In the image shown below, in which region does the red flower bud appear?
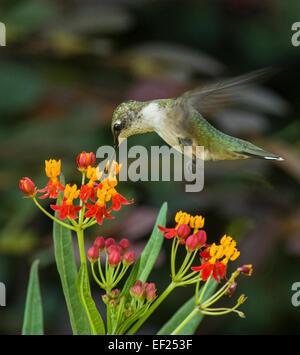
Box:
[176,224,191,240]
[119,238,130,251]
[19,177,37,198]
[107,245,123,255]
[105,238,116,249]
[225,282,237,297]
[185,234,201,252]
[134,280,143,287]
[146,289,157,302]
[94,236,105,250]
[77,151,96,172]
[110,289,120,298]
[102,294,109,304]
[123,251,136,265]
[238,264,253,276]
[195,230,207,246]
[108,251,121,267]
[145,282,156,292]
[87,245,99,261]
[130,285,144,299]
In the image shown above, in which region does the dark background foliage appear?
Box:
[0,0,300,334]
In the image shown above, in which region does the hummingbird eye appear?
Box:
[113,122,122,132]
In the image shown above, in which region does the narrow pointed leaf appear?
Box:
[52,174,90,334]
[157,278,218,335]
[136,202,167,282]
[77,264,105,335]
[22,260,44,335]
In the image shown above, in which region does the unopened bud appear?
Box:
[105,238,116,249]
[77,151,96,172]
[94,236,105,250]
[146,289,157,302]
[102,294,110,304]
[19,177,37,198]
[238,264,253,276]
[87,246,99,262]
[123,251,136,265]
[130,285,144,299]
[119,238,130,251]
[185,234,200,252]
[110,289,120,298]
[195,230,207,246]
[107,244,123,255]
[225,282,237,297]
[108,251,121,267]
[176,224,191,240]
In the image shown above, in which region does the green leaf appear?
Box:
[52,174,90,335]
[157,278,218,335]
[77,264,105,335]
[120,257,141,298]
[22,260,44,335]
[136,202,167,282]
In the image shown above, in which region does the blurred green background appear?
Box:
[1,0,300,335]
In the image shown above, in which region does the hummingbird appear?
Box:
[111,69,283,162]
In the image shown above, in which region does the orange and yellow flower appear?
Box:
[158,211,205,241]
[38,159,65,199]
[84,161,133,224]
[192,235,240,283]
[51,184,82,219]
[84,187,114,225]
[80,166,102,202]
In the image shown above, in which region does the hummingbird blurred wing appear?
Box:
[181,68,274,116]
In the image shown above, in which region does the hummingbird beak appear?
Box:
[113,133,119,150]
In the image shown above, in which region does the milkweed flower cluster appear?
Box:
[158,210,253,326]
[19,152,133,230]
[87,236,136,292]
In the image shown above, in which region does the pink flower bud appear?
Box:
[94,236,105,250]
[105,238,115,249]
[146,289,157,302]
[185,234,200,252]
[119,238,130,251]
[108,251,121,267]
[130,285,144,299]
[123,251,136,265]
[110,289,120,298]
[134,280,143,287]
[195,230,207,245]
[176,224,191,240]
[107,245,123,255]
[102,294,109,304]
[146,283,156,292]
[87,245,99,261]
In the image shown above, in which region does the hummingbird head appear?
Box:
[111,100,152,149]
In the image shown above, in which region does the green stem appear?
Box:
[175,252,192,280]
[91,262,104,288]
[127,282,176,335]
[79,173,86,227]
[76,229,86,266]
[171,308,199,335]
[198,274,212,305]
[98,257,106,285]
[33,197,77,231]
